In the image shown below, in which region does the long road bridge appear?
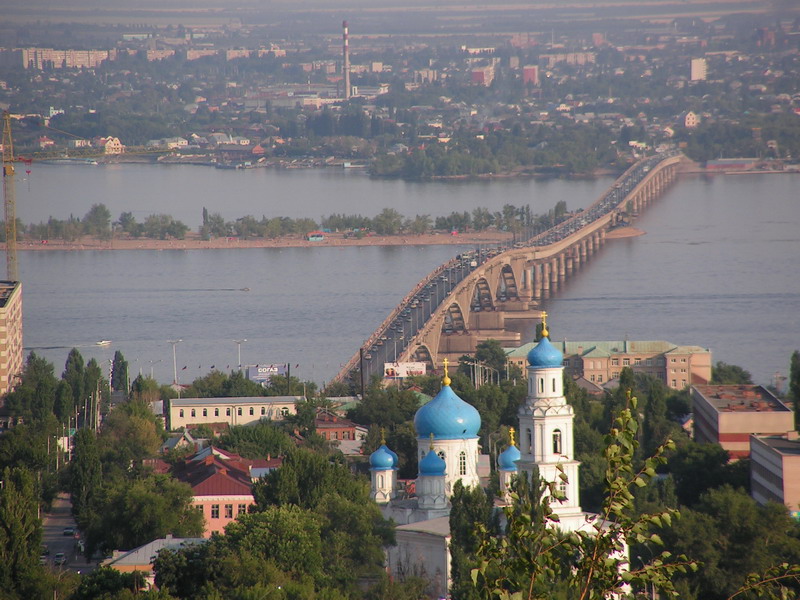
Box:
[335,151,685,387]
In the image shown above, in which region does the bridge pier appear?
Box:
[566,254,574,274]
[550,258,559,291]
[558,253,566,281]
[542,262,550,297]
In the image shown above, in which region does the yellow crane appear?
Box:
[1,111,17,282]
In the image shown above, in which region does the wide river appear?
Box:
[16,164,800,389]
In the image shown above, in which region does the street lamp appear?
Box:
[148,359,162,379]
[169,339,182,384]
[233,339,247,369]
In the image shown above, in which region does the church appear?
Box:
[369,314,601,598]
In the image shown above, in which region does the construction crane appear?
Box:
[1,111,17,282]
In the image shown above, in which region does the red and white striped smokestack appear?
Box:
[343,20,351,100]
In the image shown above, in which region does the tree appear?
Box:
[111,350,129,393]
[471,395,698,600]
[790,350,800,429]
[4,352,59,422]
[450,481,497,600]
[664,486,800,600]
[83,203,112,239]
[668,441,749,507]
[711,362,753,385]
[71,567,144,600]
[0,467,42,598]
[70,428,102,521]
[63,348,86,419]
[83,474,203,556]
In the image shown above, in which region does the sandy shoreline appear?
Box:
[14,230,515,252]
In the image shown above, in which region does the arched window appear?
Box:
[552,377,557,392]
[281,407,289,417]
[552,429,562,455]
[539,378,544,393]
[261,407,266,415]
[214,408,219,417]
[527,429,533,453]
[558,479,567,499]
[459,451,467,476]
[237,407,242,416]
[378,474,384,487]
[191,409,196,418]
[179,409,184,418]
[249,407,254,416]
[202,408,207,417]
[226,408,231,416]
[438,451,446,460]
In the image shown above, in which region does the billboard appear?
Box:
[247,364,287,385]
[384,362,427,378]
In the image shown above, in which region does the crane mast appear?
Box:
[2,112,17,281]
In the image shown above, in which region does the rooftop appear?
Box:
[103,535,207,569]
[754,434,800,457]
[171,396,302,407]
[693,385,791,414]
[0,281,20,309]
[506,339,709,359]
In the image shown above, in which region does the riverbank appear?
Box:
[15,230,514,251]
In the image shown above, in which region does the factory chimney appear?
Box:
[343,20,351,100]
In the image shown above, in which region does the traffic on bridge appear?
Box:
[337,151,683,388]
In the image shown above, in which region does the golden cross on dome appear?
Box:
[442,358,451,386]
[429,432,436,450]
[541,310,549,338]
[380,427,386,445]
[509,427,516,447]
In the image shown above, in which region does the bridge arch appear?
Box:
[443,301,468,333]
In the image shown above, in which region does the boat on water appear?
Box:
[96,340,112,346]
[40,158,99,166]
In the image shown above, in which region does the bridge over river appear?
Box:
[335,151,686,387]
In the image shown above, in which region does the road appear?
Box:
[41,492,97,574]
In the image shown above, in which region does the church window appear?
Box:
[623,358,630,366]
[552,378,557,392]
[378,475,384,487]
[438,451,446,460]
[211,504,219,519]
[459,451,467,476]
[261,407,266,415]
[527,429,532,453]
[553,429,562,454]
[226,408,231,416]
[559,480,567,498]
[539,378,544,394]
[237,407,242,416]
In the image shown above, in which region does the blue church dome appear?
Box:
[414,383,481,440]
[527,336,563,369]
[419,449,446,476]
[369,444,396,471]
[498,444,521,472]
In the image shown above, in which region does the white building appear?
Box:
[167,396,301,430]
[690,58,707,81]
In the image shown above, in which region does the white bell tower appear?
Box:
[517,312,582,518]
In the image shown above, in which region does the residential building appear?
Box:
[692,385,793,459]
[750,432,800,515]
[522,65,539,86]
[103,535,207,586]
[171,446,282,536]
[506,339,711,391]
[167,396,301,430]
[690,57,708,81]
[94,136,125,154]
[0,281,23,395]
[314,408,367,455]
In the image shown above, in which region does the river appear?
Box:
[15,164,800,388]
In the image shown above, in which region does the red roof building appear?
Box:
[171,447,282,536]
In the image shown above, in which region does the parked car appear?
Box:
[53,552,66,566]
[63,527,74,536]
